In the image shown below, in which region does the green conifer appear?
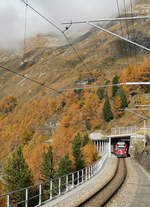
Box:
[112,75,119,97]
[103,97,113,122]
[72,133,84,170]
[96,88,104,100]
[40,146,55,181]
[2,146,33,205]
[82,133,89,146]
[3,146,33,192]
[57,153,72,177]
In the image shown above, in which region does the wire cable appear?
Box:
[2,1,148,96]
[129,0,138,65]
[86,22,150,52]
[116,0,129,66]
[59,81,150,92]
[123,0,132,64]
[22,0,93,78]
[0,64,59,94]
[62,16,150,25]
[23,1,28,61]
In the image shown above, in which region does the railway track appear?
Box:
[79,158,127,207]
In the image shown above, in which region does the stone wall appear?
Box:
[129,135,145,158]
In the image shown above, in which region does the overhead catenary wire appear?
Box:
[129,0,138,64]
[1,62,150,95]
[121,108,150,111]
[86,22,150,52]
[62,15,150,25]
[23,0,28,61]
[2,1,149,96]
[58,81,150,92]
[123,0,132,64]
[22,0,93,78]
[116,0,129,66]
[136,105,150,107]
[0,64,59,94]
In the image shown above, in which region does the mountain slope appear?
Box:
[0,0,150,102]
[0,0,150,191]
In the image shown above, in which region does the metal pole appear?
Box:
[66,175,69,192]
[85,168,87,181]
[7,195,10,207]
[50,180,53,200]
[88,167,90,179]
[91,165,93,175]
[87,22,150,52]
[109,137,111,157]
[39,184,42,206]
[72,173,74,188]
[82,169,84,183]
[144,120,146,148]
[62,15,150,25]
[77,171,80,185]
[59,177,61,196]
[25,188,28,207]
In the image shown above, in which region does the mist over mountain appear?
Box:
[0,0,132,50]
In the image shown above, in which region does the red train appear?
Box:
[114,142,127,158]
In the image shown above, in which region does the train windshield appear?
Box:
[118,146,125,150]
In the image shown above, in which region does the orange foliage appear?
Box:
[82,140,98,166]
[120,56,150,94]
[0,96,57,161]
[0,181,6,206]
[107,86,112,99]
[140,95,149,105]
[120,65,140,95]
[0,96,17,113]
[23,133,50,183]
[113,96,123,118]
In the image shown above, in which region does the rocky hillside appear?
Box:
[0,0,150,102]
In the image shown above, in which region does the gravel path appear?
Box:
[106,158,150,207]
[129,161,150,207]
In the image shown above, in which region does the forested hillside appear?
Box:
[0,0,150,199]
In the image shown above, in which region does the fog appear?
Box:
[0,0,133,50]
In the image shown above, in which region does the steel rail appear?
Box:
[79,158,127,207]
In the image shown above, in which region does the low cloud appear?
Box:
[0,0,132,50]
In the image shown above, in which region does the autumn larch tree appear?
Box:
[113,96,123,118]
[40,146,55,181]
[116,87,128,108]
[0,96,17,113]
[72,133,84,170]
[103,97,113,122]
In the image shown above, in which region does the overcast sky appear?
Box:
[0,0,132,50]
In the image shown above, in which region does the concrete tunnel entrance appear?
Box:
[110,136,131,156]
